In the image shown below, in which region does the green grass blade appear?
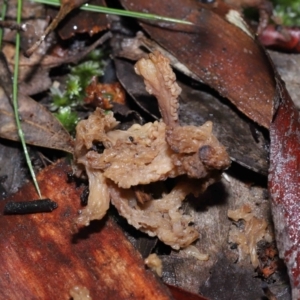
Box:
[32,0,193,25]
[0,0,8,49]
[14,0,42,198]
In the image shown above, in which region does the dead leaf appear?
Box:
[167,284,208,300]
[0,160,173,299]
[3,32,112,70]
[268,50,300,110]
[3,0,45,20]
[0,87,74,153]
[0,140,28,199]
[25,0,88,56]
[18,67,52,96]
[268,78,300,298]
[119,0,276,128]
[0,52,13,101]
[259,25,300,53]
[53,0,108,40]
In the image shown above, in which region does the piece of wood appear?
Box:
[0,160,173,299]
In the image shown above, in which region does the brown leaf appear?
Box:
[2,32,112,71]
[0,160,173,299]
[0,88,74,153]
[167,284,209,300]
[0,140,27,199]
[0,52,13,101]
[55,0,108,40]
[268,78,300,298]
[25,0,88,56]
[268,50,300,110]
[119,0,276,128]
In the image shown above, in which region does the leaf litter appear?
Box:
[0,0,300,299]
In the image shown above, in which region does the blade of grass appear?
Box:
[0,0,8,49]
[14,0,42,198]
[32,0,193,25]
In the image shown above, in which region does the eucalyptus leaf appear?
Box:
[0,88,74,153]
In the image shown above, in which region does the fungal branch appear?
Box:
[134,51,181,128]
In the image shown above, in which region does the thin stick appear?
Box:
[32,0,193,25]
[0,20,27,31]
[14,0,42,198]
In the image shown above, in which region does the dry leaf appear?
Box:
[269,78,300,299]
[0,87,74,153]
[53,0,108,39]
[25,0,88,56]
[120,0,276,128]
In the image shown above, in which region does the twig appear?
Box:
[0,20,27,31]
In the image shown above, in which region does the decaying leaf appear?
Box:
[269,78,300,299]
[259,25,300,53]
[268,50,300,110]
[160,171,289,299]
[167,284,209,300]
[120,0,276,128]
[2,0,45,20]
[25,0,88,56]
[3,30,112,72]
[54,0,108,39]
[0,140,28,199]
[0,52,13,101]
[0,87,74,153]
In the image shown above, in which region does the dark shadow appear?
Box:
[188,180,229,212]
[71,215,108,244]
[109,206,161,257]
[226,161,268,187]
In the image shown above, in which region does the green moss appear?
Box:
[71,61,103,89]
[272,0,300,26]
[54,106,79,134]
[50,49,106,133]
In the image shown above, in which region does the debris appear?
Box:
[145,253,163,277]
[4,199,58,214]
